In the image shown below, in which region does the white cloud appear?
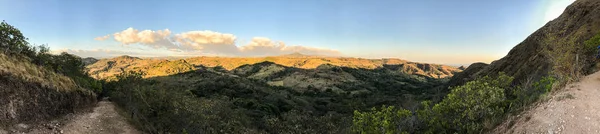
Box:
[112,27,177,50]
[174,30,239,54]
[96,28,342,57]
[239,37,341,56]
[176,30,236,46]
[94,34,110,41]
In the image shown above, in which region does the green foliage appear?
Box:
[266,110,351,133]
[352,105,411,134]
[108,71,257,133]
[543,32,600,85]
[418,73,512,133]
[584,32,600,55]
[0,21,101,93]
[104,65,451,133]
[0,20,30,56]
[508,76,556,112]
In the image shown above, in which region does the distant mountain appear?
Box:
[86,54,461,80]
[82,57,99,66]
[86,56,195,79]
[185,54,460,77]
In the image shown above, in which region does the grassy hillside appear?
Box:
[0,54,77,91]
[0,21,98,131]
[451,0,600,87]
[0,54,98,128]
[87,54,461,80]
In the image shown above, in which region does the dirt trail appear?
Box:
[23,100,140,134]
[494,71,600,134]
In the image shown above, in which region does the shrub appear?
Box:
[352,105,412,134]
[417,73,512,133]
[0,21,101,93]
[108,71,256,133]
[508,76,556,112]
[584,32,600,55]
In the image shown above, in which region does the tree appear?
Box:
[0,20,40,57]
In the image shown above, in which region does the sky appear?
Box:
[0,0,575,65]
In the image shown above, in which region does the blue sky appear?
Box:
[0,0,574,65]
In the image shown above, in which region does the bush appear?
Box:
[508,76,556,112]
[417,73,512,133]
[0,21,102,94]
[584,32,600,55]
[107,71,257,133]
[352,105,412,134]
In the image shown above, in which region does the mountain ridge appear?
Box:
[87,54,461,80]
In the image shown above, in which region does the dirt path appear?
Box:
[494,71,600,134]
[24,100,141,134]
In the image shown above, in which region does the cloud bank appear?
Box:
[97,27,341,56]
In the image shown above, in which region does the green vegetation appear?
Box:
[102,64,449,133]
[0,21,98,129]
[543,32,600,86]
[584,32,600,55]
[418,73,512,133]
[1,20,573,133]
[0,20,101,93]
[352,105,411,134]
[352,73,556,133]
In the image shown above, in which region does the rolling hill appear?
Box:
[86,53,462,80]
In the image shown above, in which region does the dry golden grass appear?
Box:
[0,53,79,92]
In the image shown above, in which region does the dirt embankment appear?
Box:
[0,72,96,133]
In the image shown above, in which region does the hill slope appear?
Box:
[450,0,600,86]
[0,53,96,132]
[87,54,461,80]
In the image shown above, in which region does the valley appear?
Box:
[2,0,600,133]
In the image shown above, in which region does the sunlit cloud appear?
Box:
[93,34,110,41]
[174,30,239,54]
[112,27,178,50]
[96,28,342,57]
[239,37,341,56]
